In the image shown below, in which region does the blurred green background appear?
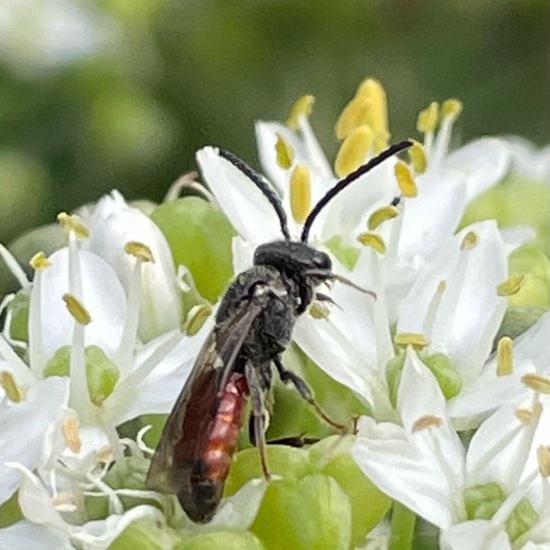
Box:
[0,0,548,246]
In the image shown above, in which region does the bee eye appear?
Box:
[313,253,331,270]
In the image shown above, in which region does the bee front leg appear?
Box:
[273,356,349,433]
[244,362,271,481]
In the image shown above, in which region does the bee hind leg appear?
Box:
[273,355,349,433]
[244,362,271,481]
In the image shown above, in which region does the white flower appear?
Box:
[352,346,548,547]
[81,190,181,342]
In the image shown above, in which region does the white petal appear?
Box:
[352,416,461,529]
[444,137,511,202]
[505,136,550,180]
[0,377,68,505]
[440,520,511,550]
[210,479,267,528]
[0,521,71,550]
[40,248,126,359]
[196,146,282,244]
[83,191,181,341]
[396,169,467,262]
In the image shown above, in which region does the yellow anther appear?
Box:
[437,280,447,293]
[515,408,533,424]
[537,445,550,477]
[357,232,386,254]
[335,95,371,141]
[184,304,212,336]
[275,134,294,169]
[289,164,312,224]
[441,98,463,120]
[0,371,26,402]
[367,205,399,231]
[408,140,428,174]
[516,402,543,424]
[334,125,372,177]
[496,337,513,376]
[394,332,429,350]
[412,415,443,432]
[394,160,417,198]
[286,95,315,130]
[124,241,155,263]
[62,294,92,326]
[521,373,550,394]
[57,212,89,239]
[62,416,82,453]
[460,231,478,250]
[416,102,440,134]
[29,251,51,271]
[309,301,331,320]
[356,78,389,138]
[497,274,525,297]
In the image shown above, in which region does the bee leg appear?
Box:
[245,362,271,481]
[273,356,349,433]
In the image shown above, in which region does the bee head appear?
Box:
[253,241,332,282]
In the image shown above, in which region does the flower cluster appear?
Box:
[0,78,549,549]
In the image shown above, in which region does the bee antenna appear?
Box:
[218,148,291,241]
[300,140,413,243]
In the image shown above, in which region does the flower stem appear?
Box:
[389,502,416,550]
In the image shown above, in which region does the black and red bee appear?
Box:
[146,141,412,523]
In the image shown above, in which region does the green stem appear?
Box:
[389,501,416,550]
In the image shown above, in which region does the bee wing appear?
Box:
[146,298,266,494]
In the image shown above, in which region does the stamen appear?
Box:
[394,160,417,197]
[334,95,371,140]
[62,415,82,453]
[460,231,478,250]
[309,302,331,319]
[394,332,429,350]
[521,373,550,394]
[412,415,443,432]
[408,140,427,174]
[57,212,89,239]
[416,102,439,134]
[29,252,51,271]
[62,294,92,326]
[286,94,315,130]
[537,445,550,477]
[334,125,372,177]
[0,371,26,402]
[496,337,514,376]
[356,78,389,138]
[497,274,525,297]
[441,98,463,121]
[357,231,386,254]
[289,164,312,223]
[184,304,213,336]
[124,241,155,263]
[275,133,295,169]
[367,205,399,231]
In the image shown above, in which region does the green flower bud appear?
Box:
[325,235,360,271]
[109,515,180,550]
[151,197,236,303]
[505,497,539,542]
[0,491,22,528]
[464,482,506,520]
[6,290,29,343]
[178,530,265,550]
[251,474,352,550]
[44,345,120,406]
[309,436,392,547]
[508,244,549,309]
[419,352,462,400]
[225,445,311,497]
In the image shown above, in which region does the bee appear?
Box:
[146,141,412,523]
